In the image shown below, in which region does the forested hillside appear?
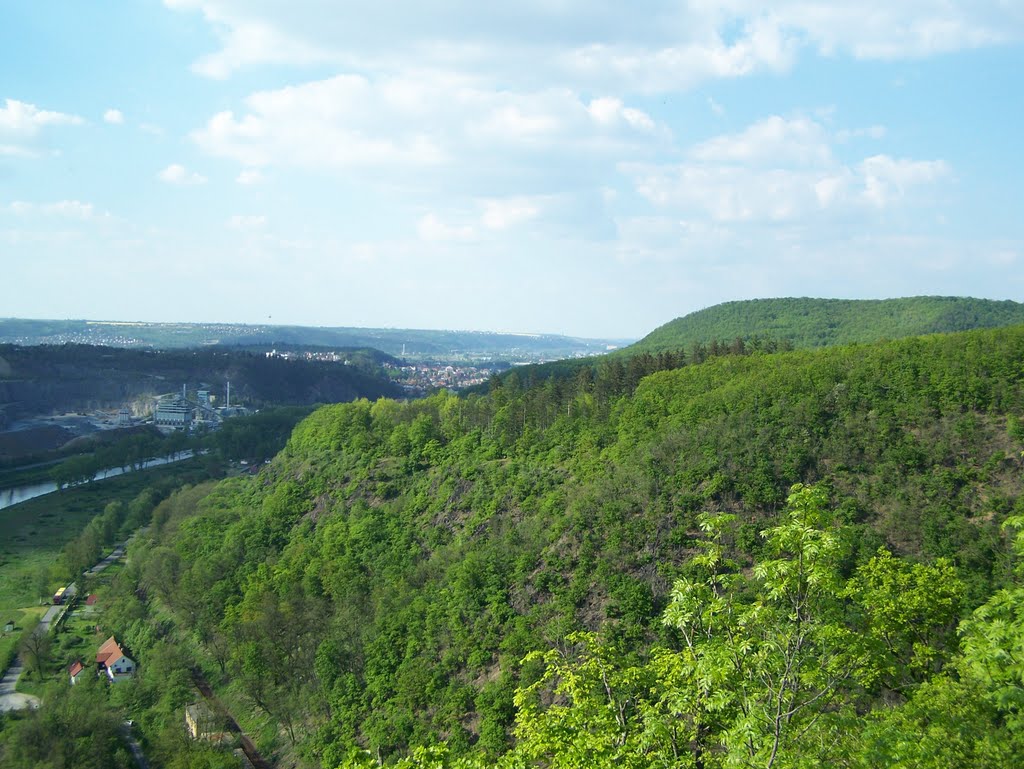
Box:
[628,296,1024,354]
[8,325,1024,768]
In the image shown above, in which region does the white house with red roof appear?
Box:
[95,636,135,681]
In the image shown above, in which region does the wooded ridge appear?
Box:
[4,322,1024,768]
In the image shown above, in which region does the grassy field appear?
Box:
[0,606,45,672]
[0,457,211,614]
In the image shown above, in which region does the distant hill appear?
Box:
[627,296,1024,355]
[0,318,628,361]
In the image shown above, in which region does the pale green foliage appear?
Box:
[847,674,1016,769]
[510,632,654,769]
[958,515,1024,731]
[846,548,963,689]
[509,484,875,769]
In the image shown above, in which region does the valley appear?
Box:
[2,299,1024,768]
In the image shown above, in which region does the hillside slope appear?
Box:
[107,323,1024,766]
[628,296,1024,354]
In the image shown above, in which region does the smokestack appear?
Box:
[226,380,231,409]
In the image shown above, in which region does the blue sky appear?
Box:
[2,1,1023,339]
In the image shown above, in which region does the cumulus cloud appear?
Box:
[626,115,949,224]
[164,0,335,79]
[0,99,83,135]
[157,163,208,185]
[690,116,834,167]
[191,73,663,179]
[480,197,541,230]
[236,168,264,184]
[0,98,83,156]
[417,213,475,242]
[586,97,656,131]
[192,75,447,170]
[164,1,1024,88]
[103,109,124,125]
[859,155,950,207]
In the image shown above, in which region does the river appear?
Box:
[0,451,196,511]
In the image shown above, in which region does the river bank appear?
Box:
[0,451,197,512]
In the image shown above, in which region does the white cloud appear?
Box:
[586,97,656,131]
[164,0,335,79]
[859,154,950,207]
[226,214,267,230]
[191,73,664,183]
[417,213,475,242]
[0,99,83,135]
[103,109,124,125]
[0,99,83,156]
[236,168,264,184]
[192,75,447,170]
[562,14,797,92]
[4,200,107,220]
[157,163,208,185]
[626,114,949,224]
[480,197,541,230]
[690,116,833,167]
[163,2,1024,100]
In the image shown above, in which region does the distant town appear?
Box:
[262,348,602,392]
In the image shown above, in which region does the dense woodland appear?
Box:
[4,323,1024,768]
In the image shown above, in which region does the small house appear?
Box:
[185,701,230,743]
[85,594,98,606]
[69,660,84,685]
[96,636,135,681]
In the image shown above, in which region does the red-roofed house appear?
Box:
[69,660,85,685]
[96,636,135,681]
[85,594,98,606]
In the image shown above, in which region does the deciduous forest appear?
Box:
[4,323,1024,768]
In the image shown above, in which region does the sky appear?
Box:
[2,2,1023,339]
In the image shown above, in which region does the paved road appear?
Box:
[85,544,126,576]
[120,723,150,769]
[0,603,62,712]
[0,659,41,712]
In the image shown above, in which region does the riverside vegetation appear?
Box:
[3,318,1024,768]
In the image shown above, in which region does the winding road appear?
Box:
[0,603,62,712]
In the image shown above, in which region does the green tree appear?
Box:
[657,484,868,768]
[19,630,52,681]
